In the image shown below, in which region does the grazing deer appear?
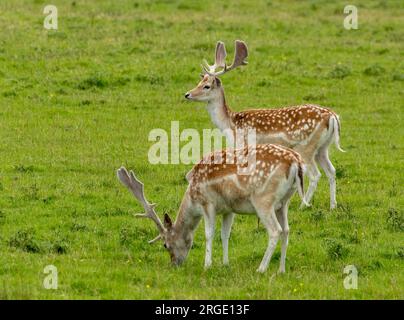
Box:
[117,144,306,273]
[185,40,344,209]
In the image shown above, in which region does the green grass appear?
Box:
[0,0,403,299]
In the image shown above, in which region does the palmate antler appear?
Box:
[202,40,248,77]
[117,167,165,243]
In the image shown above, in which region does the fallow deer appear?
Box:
[117,144,306,273]
[185,40,344,209]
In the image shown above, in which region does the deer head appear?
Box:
[117,167,191,266]
[185,40,248,102]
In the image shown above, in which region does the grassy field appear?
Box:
[0,0,403,299]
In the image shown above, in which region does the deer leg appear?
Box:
[221,212,235,265]
[203,210,216,269]
[316,147,337,209]
[275,203,290,274]
[301,161,321,208]
[255,206,282,273]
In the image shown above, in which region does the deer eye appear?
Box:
[203,85,210,90]
[163,243,167,248]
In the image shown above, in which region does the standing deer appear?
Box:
[117,144,306,273]
[185,40,344,209]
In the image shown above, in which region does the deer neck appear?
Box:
[173,192,201,248]
[206,88,233,132]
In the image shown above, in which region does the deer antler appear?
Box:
[202,41,227,74]
[202,40,248,76]
[117,167,165,242]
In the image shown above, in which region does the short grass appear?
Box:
[0,0,403,299]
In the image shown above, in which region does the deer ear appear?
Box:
[164,213,173,229]
[215,77,222,87]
